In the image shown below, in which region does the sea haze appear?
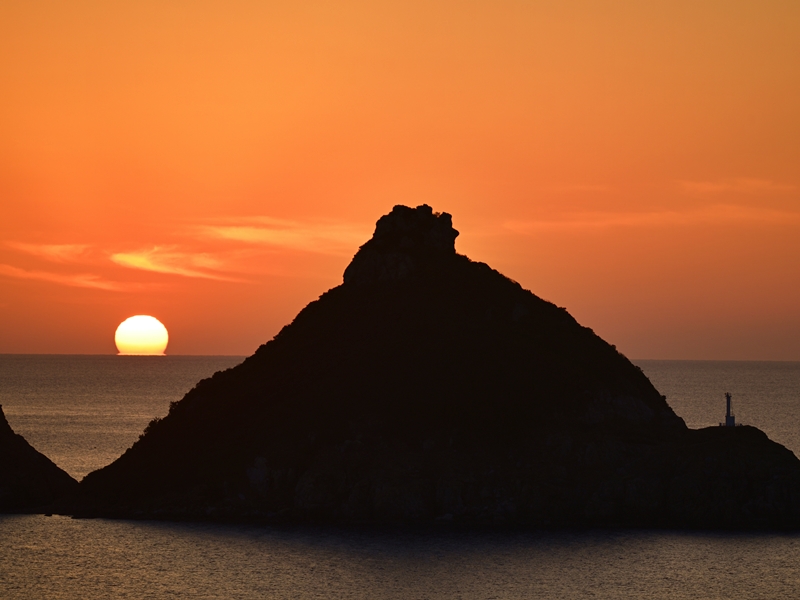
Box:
[1,356,800,599]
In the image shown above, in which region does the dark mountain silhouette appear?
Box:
[0,405,78,511]
[77,205,800,528]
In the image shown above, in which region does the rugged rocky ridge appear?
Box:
[77,205,800,528]
[0,405,78,511]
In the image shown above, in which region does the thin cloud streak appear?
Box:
[196,217,368,255]
[679,178,796,194]
[0,264,124,291]
[542,184,611,193]
[505,204,800,233]
[110,247,244,281]
[6,242,92,262]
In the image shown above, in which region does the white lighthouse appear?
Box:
[723,392,736,427]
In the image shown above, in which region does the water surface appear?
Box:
[0,355,243,479]
[3,515,800,599]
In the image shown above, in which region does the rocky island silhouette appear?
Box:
[0,405,77,512]
[5,205,800,529]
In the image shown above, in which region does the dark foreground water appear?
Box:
[1,356,799,599]
[4,516,800,599]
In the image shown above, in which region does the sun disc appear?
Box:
[115,315,169,355]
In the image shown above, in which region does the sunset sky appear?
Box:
[1,1,798,359]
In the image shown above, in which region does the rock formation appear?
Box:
[0,405,78,512]
[343,204,459,284]
[77,205,800,529]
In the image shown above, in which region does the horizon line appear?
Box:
[0,353,798,363]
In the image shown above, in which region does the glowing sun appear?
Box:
[115,315,169,355]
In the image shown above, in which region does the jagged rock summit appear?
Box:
[0,405,78,512]
[343,204,459,284]
[77,205,800,529]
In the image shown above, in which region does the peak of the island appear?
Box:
[343,204,460,284]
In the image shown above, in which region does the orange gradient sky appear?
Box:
[1,1,799,359]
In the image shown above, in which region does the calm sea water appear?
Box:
[0,355,244,480]
[1,355,799,599]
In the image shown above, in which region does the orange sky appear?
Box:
[1,1,798,359]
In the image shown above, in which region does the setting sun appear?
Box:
[114,316,169,356]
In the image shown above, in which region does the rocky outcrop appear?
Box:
[343,204,459,284]
[0,405,78,512]
[662,427,800,528]
[76,205,800,529]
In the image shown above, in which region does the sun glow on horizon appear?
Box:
[115,316,169,356]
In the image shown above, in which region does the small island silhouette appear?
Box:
[0,404,77,511]
[5,205,800,529]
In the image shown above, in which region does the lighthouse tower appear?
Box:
[724,392,736,427]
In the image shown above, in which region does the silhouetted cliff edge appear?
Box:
[78,205,800,529]
[0,405,78,511]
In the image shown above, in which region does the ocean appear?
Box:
[0,355,244,480]
[1,355,800,599]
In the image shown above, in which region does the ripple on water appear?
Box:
[2,515,800,599]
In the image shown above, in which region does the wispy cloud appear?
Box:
[0,264,124,291]
[6,242,92,262]
[542,184,611,193]
[679,178,796,194]
[110,247,243,281]
[505,204,800,233]
[196,217,368,255]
